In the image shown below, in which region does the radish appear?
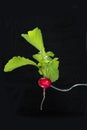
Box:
[4,27,87,112]
[38,77,51,89]
[38,77,51,110]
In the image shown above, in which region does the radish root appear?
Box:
[40,88,46,110]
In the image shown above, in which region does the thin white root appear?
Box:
[40,83,87,110]
[40,88,46,110]
[51,83,87,92]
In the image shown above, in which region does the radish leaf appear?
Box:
[38,58,59,82]
[21,27,45,53]
[4,27,60,83]
[4,56,37,72]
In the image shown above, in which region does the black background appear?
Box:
[0,1,87,130]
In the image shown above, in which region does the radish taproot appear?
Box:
[38,77,51,89]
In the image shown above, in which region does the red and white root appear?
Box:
[38,77,87,110]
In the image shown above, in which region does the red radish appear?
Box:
[38,77,51,89]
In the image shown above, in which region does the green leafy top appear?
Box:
[21,27,45,54]
[4,27,59,82]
